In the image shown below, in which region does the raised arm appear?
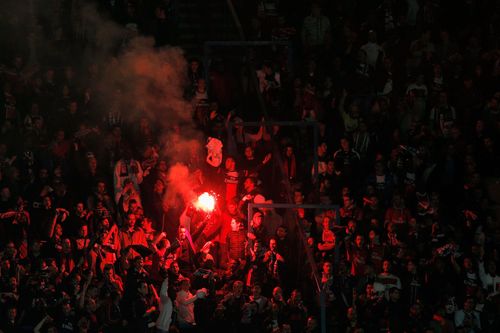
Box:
[176,290,199,306]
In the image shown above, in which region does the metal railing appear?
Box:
[248,202,339,333]
[218,3,328,332]
[224,0,245,41]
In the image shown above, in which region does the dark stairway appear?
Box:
[175,0,241,57]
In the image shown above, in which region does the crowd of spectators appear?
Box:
[1,0,500,333]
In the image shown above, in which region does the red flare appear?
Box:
[194,192,215,212]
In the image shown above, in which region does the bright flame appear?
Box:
[195,192,215,212]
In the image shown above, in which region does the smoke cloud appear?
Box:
[76,3,203,209]
[1,1,207,210]
[165,163,202,208]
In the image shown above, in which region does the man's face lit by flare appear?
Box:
[244,147,254,159]
[179,227,187,240]
[230,219,239,231]
[269,238,277,251]
[125,214,136,230]
[225,157,235,171]
[252,212,262,228]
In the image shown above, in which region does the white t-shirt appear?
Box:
[479,261,500,297]
[156,278,173,331]
[361,42,383,68]
[175,290,196,325]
